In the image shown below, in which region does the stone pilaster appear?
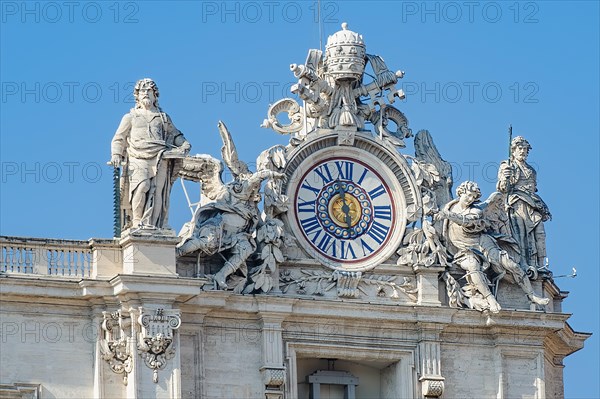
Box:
[418,323,445,398]
[97,305,136,398]
[126,307,141,399]
[99,309,133,387]
[258,301,290,399]
[92,303,108,398]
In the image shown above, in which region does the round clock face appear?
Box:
[289,149,408,271]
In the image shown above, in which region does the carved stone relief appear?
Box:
[136,308,182,383]
[100,310,133,385]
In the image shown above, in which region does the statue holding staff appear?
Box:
[110,78,191,230]
[497,136,551,270]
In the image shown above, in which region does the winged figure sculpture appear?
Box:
[177,121,285,289]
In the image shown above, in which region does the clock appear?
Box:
[284,131,420,271]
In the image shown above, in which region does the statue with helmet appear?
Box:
[497,136,551,272]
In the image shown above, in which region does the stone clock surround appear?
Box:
[283,129,422,272]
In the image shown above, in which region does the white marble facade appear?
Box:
[0,234,589,399]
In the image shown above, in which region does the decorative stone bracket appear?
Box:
[335,270,362,298]
[261,367,286,399]
[421,378,445,398]
[100,310,133,385]
[136,308,181,383]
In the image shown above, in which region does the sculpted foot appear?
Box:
[485,294,501,313]
[213,271,228,290]
[213,262,236,290]
[529,294,550,306]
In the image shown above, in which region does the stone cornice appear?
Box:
[545,321,592,358]
[108,274,204,303]
[0,275,575,330]
[1,274,590,357]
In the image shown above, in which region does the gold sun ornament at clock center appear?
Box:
[329,193,362,227]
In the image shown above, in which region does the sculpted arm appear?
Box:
[174,133,191,151]
[439,207,486,231]
[166,115,191,153]
[247,170,285,187]
[110,113,132,166]
[496,161,514,193]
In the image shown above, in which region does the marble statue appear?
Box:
[176,122,285,289]
[291,23,407,133]
[436,181,549,313]
[497,136,551,270]
[243,145,288,294]
[110,78,191,230]
[263,23,410,146]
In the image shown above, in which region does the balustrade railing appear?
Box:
[1,237,93,277]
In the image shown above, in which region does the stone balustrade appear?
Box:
[0,236,119,278]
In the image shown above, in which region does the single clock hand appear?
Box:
[336,181,352,229]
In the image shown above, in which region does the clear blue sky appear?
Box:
[1,1,598,397]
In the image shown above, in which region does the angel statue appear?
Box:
[413,129,453,210]
[396,130,453,268]
[435,181,549,313]
[176,122,285,289]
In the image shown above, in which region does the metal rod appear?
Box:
[113,166,121,238]
[179,179,196,216]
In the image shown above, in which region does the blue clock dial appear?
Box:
[294,157,395,265]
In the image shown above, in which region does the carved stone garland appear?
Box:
[280,268,418,300]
